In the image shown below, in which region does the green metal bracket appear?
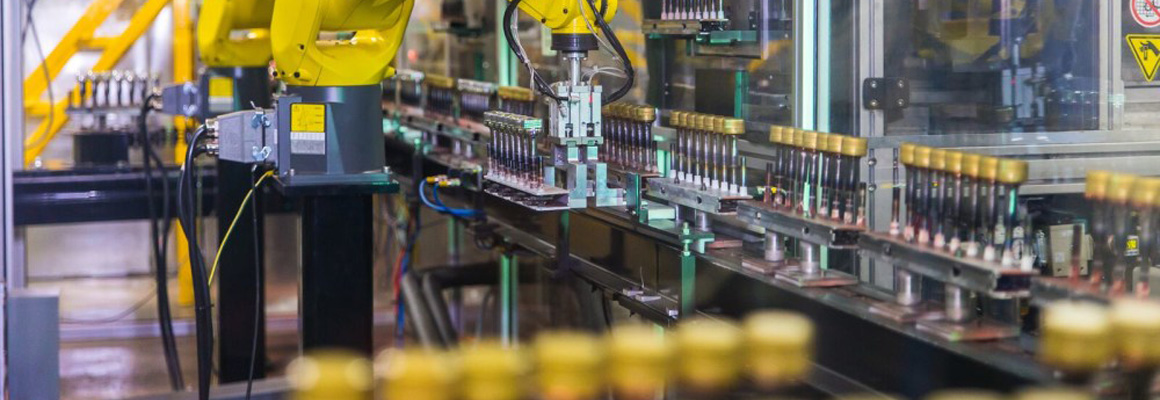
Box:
[500,251,519,346]
[678,223,698,315]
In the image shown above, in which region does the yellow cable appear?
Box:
[208,170,275,286]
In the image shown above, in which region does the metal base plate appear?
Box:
[774,269,858,288]
[484,182,570,211]
[869,301,945,323]
[916,318,1020,342]
[741,257,799,275]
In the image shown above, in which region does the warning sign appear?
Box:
[1132,0,1160,28]
[1127,34,1160,82]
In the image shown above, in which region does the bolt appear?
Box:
[897,99,906,107]
[869,100,879,108]
[870,81,878,89]
[897,80,905,89]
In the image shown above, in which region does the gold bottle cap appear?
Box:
[722,118,745,135]
[930,149,947,171]
[841,136,868,158]
[945,151,964,174]
[676,317,742,393]
[671,111,684,128]
[827,134,845,155]
[997,159,1029,185]
[712,116,725,134]
[461,342,526,400]
[534,331,604,400]
[786,129,800,147]
[1085,170,1111,200]
[1039,301,1113,373]
[498,86,534,102]
[287,350,374,400]
[1013,388,1094,400]
[913,146,932,169]
[635,106,656,123]
[978,156,999,180]
[816,133,831,152]
[1111,298,1160,368]
[695,114,710,131]
[743,311,814,389]
[425,74,456,89]
[769,126,784,144]
[924,390,1005,400]
[377,349,457,400]
[962,153,982,178]
[1132,178,1160,208]
[899,143,916,165]
[799,130,819,150]
[1108,174,1137,204]
[608,324,673,400]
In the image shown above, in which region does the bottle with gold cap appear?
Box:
[1039,300,1114,385]
[896,143,917,238]
[1108,173,1138,291]
[840,136,870,226]
[377,349,458,400]
[912,145,933,245]
[819,133,841,219]
[1137,178,1160,294]
[723,118,746,194]
[288,350,375,400]
[765,126,786,204]
[709,116,725,190]
[607,324,673,400]
[1110,298,1160,400]
[533,331,605,400]
[742,311,815,391]
[640,106,658,173]
[1085,171,1113,285]
[940,151,964,251]
[460,341,527,400]
[670,111,687,182]
[780,128,799,209]
[674,317,743,395]
[995,158,1029,269]
[960,153,983,257]
[928,148,948,247]
[797,130,820,217]
[976,156,999,261]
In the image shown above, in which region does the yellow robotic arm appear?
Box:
[514,0,617,37]
[197,0,275,67]
[270,0,415,87]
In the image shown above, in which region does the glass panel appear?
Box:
[880,0,1103,135]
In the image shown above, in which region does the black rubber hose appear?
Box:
[586,0,634,103]
[139,96,183,391]
[503,0,565,102]
[178,127,214,400]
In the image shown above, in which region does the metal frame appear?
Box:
[1,0,21,392]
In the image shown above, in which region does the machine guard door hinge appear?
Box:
[862,78,910,110]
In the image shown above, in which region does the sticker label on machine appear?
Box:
[1127,34,1160,82]
[290,103,327,155]
[1132,0,1160,28]
[207,77,234,113]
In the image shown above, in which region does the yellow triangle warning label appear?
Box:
[1128,34,1160,82]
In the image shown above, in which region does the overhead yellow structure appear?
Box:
[22,0,170,166]
[197,0,275,67]
[270,0,415,86]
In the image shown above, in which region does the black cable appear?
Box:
[586,0,634,103]
[139,94,183,391]
[245,165,262,400]
[503,0,565,102]
[178,127,214,400]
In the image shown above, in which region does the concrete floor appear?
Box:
[26,206,507,399]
